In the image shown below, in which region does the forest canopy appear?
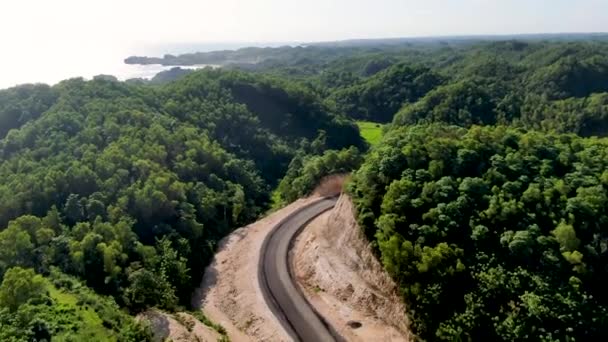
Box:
[0,69,364,339]
[3,37,608,341]
[349,125,608,340]
[221,37,608,341]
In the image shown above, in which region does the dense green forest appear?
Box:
[349,125,608,340]
[246,38,608,340]
[326,40,608,341]
[0,69,363,339]
[3,37,608,340]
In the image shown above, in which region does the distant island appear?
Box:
[125,46,307,67]
[124,46,288,66]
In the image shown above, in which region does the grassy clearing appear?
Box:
[356,121,384,146]
[47,284,112,342]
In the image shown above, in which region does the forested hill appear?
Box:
[139,39,608,134]
[320,40,608,130]
[0,69,364,340]
[125,33,608,67]
[5,36,608,341]
[337,41,608,340]
[190,36,608,341]
[349,125,608,340]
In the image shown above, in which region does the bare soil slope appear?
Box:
[138,310,221,342]
[291,194,413,341]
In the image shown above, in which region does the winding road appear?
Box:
[259,197,339,342]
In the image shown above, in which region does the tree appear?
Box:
[123,268,176,312]
[0,225,34,276]
[552,222,581,252]
[64,194,84,225]
[0,267,46,312]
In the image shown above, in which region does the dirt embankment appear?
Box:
[291,194,414,341]
[138,310,221,342]
[191,197,323,341]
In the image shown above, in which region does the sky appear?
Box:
[1,0,607,88]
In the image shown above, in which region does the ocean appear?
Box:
[0,41,293,90]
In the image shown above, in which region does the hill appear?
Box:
[349,125,608,340]
[0,69,364,340]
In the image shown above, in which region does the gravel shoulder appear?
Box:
[291,194,414,342]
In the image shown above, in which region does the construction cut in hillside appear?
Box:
[292,194,413,341]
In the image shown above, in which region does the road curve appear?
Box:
[259,197,339,342]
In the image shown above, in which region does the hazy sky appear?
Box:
[1,0,607,87]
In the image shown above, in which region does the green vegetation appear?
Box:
[0,268,150,341]
[356,121,384,146]
[213,37,608,341]
[0,69,363,339]
[4,36,608,341]
[0,84,57,138]
[350,125,608,340]
[222,39,608,138]
[275,147,363,204]
[173,313,195,332]
[326,63,442,122]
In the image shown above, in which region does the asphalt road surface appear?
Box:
[259,197,339,342]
